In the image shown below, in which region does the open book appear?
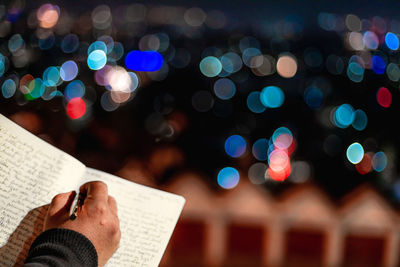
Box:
[0,114,185,266]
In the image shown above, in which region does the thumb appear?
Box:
[47,191,76,218]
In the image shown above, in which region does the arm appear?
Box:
[24,181,121,267]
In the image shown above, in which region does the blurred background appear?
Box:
[1,0,400,266]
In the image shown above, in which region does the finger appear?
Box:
[48,191,76,217]
[80,181,108,203]
[108,196,118,216]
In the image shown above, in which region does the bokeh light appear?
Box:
[199,56,222,77]
[386,63,400,81]
[376,87,392,108]
[220,52,242,74]
[2,79,16,98]
[356,153,372,175]
[347,62,364,82]
[334,104,354,128]
[304,87,323,109]
[247,91,266,113]
[8,34,24,53]
[272,127,293,150]
[38,33,55,50]
[213,78,236,100]
[26,78,45,100]
[385,32,399,50]
[372,151,387,172]
[291,161,311,183]
[43,66,61,87]
[60,60,78,81]
[371,55,386,75]
[88,41,108,55]
[66,97,86,119]
[61,34,79,53]
[37,4,59,28]
[252,138,269,161]
[64,80,85,101]
[352,109,368,131]
[260,86,285,108]
[363,31,379,49]
[217,167,240,189]
[0,60,4,77]
[88,50,107,70]
[276,54,297,78]
[346,142,364,164]
[225,134,246,158]
[107,66,132,93]
[125,50,163,72]
[268,149,290,172]
[248,162,267,185]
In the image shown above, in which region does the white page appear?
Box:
[0,114,86,265]
[83,168,185,267]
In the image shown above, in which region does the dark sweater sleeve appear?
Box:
[23,228,98,267]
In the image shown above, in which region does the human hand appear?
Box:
[43,181,121,267]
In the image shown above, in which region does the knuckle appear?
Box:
[51,193,64,203]
[94,181,108,190]
[94,203,107,214]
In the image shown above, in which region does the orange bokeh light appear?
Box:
[37,4,60,28]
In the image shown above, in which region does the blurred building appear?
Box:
[159,175,400,267]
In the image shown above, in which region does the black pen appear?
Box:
[69,192,84,220]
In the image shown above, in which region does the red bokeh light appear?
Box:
[376,87,392,108]
[356,153,372,175]
[267,160,291,181]
[66,97,86,119]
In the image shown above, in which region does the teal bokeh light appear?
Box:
[260,86,284,108]
[346,142,364,164]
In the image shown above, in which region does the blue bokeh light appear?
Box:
[60,60,78,81]
[352,109,368,131]
[220,52,242,74]
[0,61,4,78]
[304,87,323,109]
[334,104,354,128]
[247,91,266,113]
[214,78,236,100]
[2,79,16,98]
[385,32,399,50]
[88,41,107,55]
[252,138,269,161]
[217,167,240,189]
[125,50,163,72]
[39,34,55,50]
[8,34,24,53]
[371,55,386,75]
[225,135,246,158]
[64,80,85,101]
[199,56,222,77]
[61,34,79,53]
[372,152,387,172]
[242,47,261,67]
[260,86,285,108]
[87,50,107,70]
[346,142,364,164]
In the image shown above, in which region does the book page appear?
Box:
[0,114,85,266]
[83,168,185,267]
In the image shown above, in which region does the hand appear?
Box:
[43,181,121,267]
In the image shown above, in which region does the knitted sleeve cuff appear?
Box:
[25,228,98,267]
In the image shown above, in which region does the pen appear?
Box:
[69,192,84,220]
